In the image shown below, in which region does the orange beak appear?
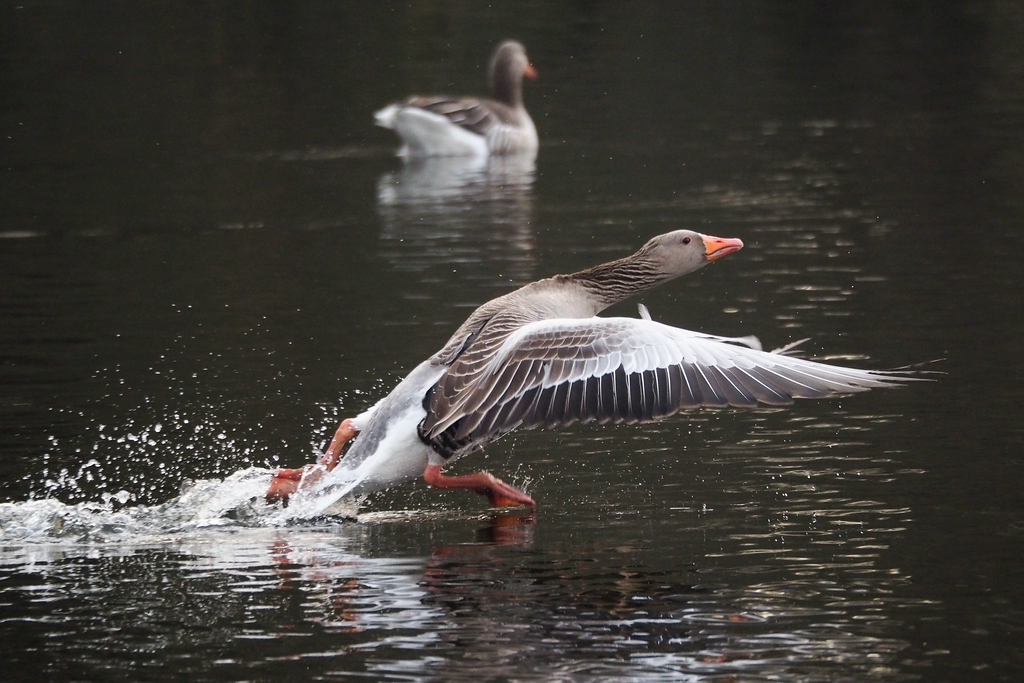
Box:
[700,233,744,261]
[524,63,538,80]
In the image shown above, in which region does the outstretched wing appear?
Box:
[420,317,917,456]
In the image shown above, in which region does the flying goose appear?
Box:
[374,40,538,158]
[267,230,915,508]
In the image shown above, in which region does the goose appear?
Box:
[374,40,538,158]
[267,230,918,509]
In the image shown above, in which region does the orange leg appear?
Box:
[423,464,535,509]
[266,419,359,502]
[318,419,359,470]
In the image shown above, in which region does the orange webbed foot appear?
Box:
[266,418,359,502]
[423,464,536,509]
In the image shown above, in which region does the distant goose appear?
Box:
[374,40,538,158]
[268,231,916,508]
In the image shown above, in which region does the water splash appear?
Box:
[0,467,364,544]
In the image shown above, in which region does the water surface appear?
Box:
[2,2,1023,681]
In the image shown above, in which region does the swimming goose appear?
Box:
[267,230,915,508]
[374,40,538,158]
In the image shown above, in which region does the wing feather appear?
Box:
[406,96,503,136]
[598,372,615,423]
[421,317,919,457]
[627,371,643,422]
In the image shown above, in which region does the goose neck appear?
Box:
[567,254,668,309]
[491,70,522,108]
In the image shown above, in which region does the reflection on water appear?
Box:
[377,155,537,292]
[0,499,925,682]
[0,123,947,681]
[0,400,929,680]
[0,114,943,681]
[5,0,1024,679]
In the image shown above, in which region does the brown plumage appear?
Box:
[414,230,907,460]
[269,229,918,511]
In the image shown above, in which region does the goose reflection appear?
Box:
[4,510,915,681]
[376,155,537,289]
[265,510,535,633]
[254,518,910,681]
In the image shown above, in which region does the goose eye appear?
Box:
[682,236,691,245]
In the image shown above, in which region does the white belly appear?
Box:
[345,403,433,496]
[325,360,447,497]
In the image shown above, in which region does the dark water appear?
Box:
[2,1,1023,681]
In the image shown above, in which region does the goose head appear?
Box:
[489,41,537,106]
[636,230,745,280]
[568,230,744,308]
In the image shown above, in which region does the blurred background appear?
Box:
[1,1,1023,681]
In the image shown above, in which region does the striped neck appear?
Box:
[566,251,669,309]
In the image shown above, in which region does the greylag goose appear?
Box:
[268,231,916,508]
[374,40,538,158]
